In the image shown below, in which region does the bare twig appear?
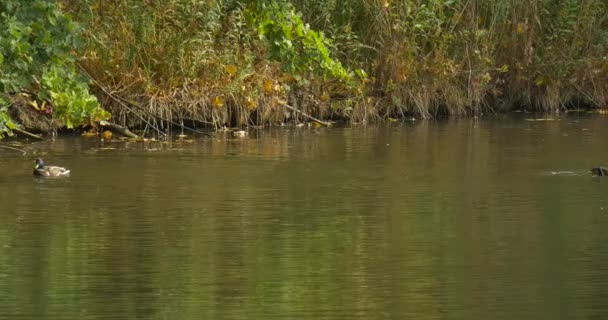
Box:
[13,128,43,140]
[279,102,332,126]
[99,120,140,138]
[80,63,212,135]
[78,64,163,136]
[132,98,211,134]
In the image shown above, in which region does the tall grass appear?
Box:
[295,0,608,117]
[64,0,608,128]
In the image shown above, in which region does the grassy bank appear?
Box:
[66,1,366,130]
[3,0,607,135]
[300,0,608,117]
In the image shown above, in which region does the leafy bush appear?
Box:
[0,0,108,137]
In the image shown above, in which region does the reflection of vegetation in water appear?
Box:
[1,121,608,318]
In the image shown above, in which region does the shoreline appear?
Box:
[7,109,606,142]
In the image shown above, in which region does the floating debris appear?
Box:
[525,118,558,121]
[82,130,97,137]
[233,130,248,138]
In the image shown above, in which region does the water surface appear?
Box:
[1,115,608,319]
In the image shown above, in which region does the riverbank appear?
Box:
[2,1,606,138]
[61,0,607,130]
[3,110,606,147]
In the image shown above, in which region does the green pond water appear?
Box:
[1,115,608,319]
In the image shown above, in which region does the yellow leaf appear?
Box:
[245,97,257,110]
[212,96,225,108]
[321,92,330,101]
[534,76,545,86]
[102,130,113,139]
[516,23,525,34]
[482,72,492,83]
[497,64,509,73]
[224,65,237,76]
[263,79,273,93]
[28,100,40,110]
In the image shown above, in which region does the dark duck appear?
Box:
[590,166,608,176]
[33,158,70,177]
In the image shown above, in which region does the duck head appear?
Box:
[34,158,45,170]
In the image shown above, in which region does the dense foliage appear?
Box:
[1,0,607,134]
[69,0,607,126]
[0,0,108,137]
[67,0,367,128]
[293,0,608,117]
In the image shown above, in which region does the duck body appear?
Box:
[33,158,70,177]
[590,166,608,176]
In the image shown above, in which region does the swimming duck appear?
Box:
[33,158,70,177]
[590,166,608,176]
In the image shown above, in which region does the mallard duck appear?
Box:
[590,166,608,176]
[33,158,70,177]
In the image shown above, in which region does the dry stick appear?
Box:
[77,64,161,136]
[88,69,226,134]
[572,83,600,107]
[99,120,139,138]
[116,93,211,135]
[13,128,43,140]
[81,64,256,134]
[279,103,331,126]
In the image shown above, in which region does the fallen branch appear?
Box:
[77,64,163,136]
[122,95,211,134]
[279,102,331,126]
[99,120,140,138]
[78,63,209,135]
[14,128,43,140]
